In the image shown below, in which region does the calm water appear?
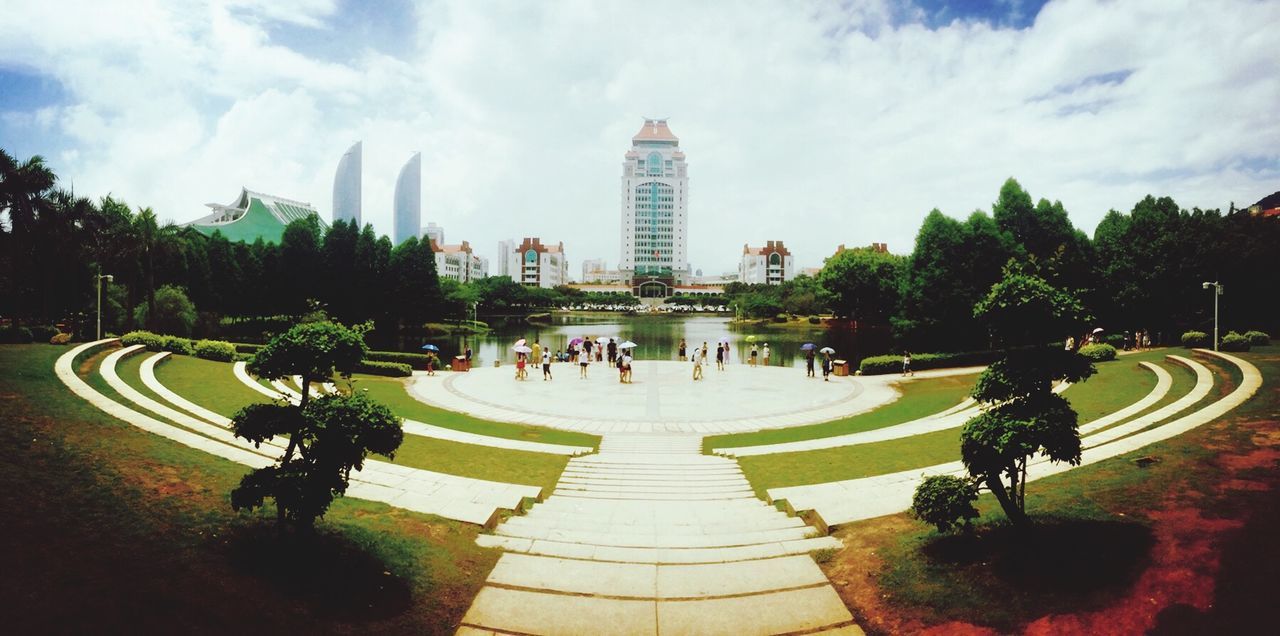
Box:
[408,314,889,370]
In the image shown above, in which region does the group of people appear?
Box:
[1064,329,1153,353]
[803,347,837,381]
[511,336,636,383]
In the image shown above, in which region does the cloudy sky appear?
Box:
[2,0,1277,275]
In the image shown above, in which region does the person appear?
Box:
[515,352,527,381]
[678,338,687,360]
[1143,332,1151,348]
[583,337,594,362]
[692,350,703,381]
[464,344,472,363]
[555,348,564,362]
[716,343,725,370]
[622,350,633,383]
[425,352,437,376]
[541,348,552,380]
[596,343,603,362]
[579,347,590,378]
[902,351,913,377]
[1064,335,1075,351]
[616,349,626,382]
[722,341,730,365]
[822,352,832,382]
[750,343,758,367]
[762,343,771,366]
[806,348,815,378]
[532,340,542,364]
[608,338,617,364]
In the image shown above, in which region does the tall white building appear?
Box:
[393,152,421,245]
[740,241,795,285]
[332,141,362,226]
[505,237,567,288]
[496,239,516,280]
[620,118,688,297]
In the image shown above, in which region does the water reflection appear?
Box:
[404,315,889,370]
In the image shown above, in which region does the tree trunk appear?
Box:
[985,473,1030,527]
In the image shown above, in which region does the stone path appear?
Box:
[767,351,1258,527]
[458,433,862,635]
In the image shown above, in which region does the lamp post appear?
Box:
[96,273,113,340]
[1202,281,1222,351]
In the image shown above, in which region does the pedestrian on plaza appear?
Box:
[822,352,832,381]
[716,343,725,370]
[515,353,527,381]
[762,343,771,366]
[692,350,704,381]
[579,347,590,378]
[902,351,913,377]
[425,352,437,376]
[583,337,594,362]
[750,343,758,367]
[542,348,552,380]
[464,344,472,363]
[596,344,603,362]
[532,339,542,363]
[1064,335,1075,351]
[608,338,617,363]
[806,348,815,378]
[678,338,687,360]
[616,350,625,382]
[700,342,708,366]
[622,351,633,383]
[556,349,564,362]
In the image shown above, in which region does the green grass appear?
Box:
[349,374,600,449]
[151,354,272,416]
[1,343,499,633]
[704,373,978,451]
[739,349,1208,494]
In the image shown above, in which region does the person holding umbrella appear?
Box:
[820,347,835,381]
[802,343,816,377]
[762,343,771,367]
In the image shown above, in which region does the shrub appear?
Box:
[50,332,72,345]
[911,475,979,533]
[354,360,412,377]
[133,285,197,336]
[0,326,34,344]
[808,315,821,324]
[859,349,1002,375]
[160,335,195,356]
[772,313,789,323]
[1244,330,1270,346]
[120,330,163,350]
[1180,330,1210,348]
[364,350,430,366]
[194,339,237,362]
[1078,343,1117,362]
[234,343,264,355]
[1220,331,1251,352]
[29,325,60,341]
[1100,333,1125,348]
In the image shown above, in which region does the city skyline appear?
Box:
[1,1,1277,273]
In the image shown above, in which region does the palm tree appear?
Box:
[0,149,57,236]
[132,206,180,329]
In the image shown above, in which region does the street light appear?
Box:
[96,273,113,340]
[1202,281,1223,351]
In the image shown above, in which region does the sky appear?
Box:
[1,0,1277,276]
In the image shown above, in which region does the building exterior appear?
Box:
[393,152,422,245]
[620,118,689,297]
[332,141,361,227]
[422,222,445,246]
[739,241,794,285]
[506,237,567,288]
[184,187,324,244]
[496,239,516,280]
[430,239,487,283]
[582,258,606,282]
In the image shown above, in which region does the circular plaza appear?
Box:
[409,360,902,434]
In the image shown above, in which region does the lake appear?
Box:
[410,314,890,370]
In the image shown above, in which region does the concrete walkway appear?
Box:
[459,434,862,635]
[767,351,1259,527]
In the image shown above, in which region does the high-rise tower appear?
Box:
[332,141,362,226]
[393,152,421,245]
[620,118,688,297]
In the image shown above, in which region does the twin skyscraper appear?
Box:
[332,141,422,246]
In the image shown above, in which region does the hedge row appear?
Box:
[120,331,239,361]
[859,350,1002,375]
[365,350,430,366]
[354,360,413,377]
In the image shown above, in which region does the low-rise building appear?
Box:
[506,237,568,288]
[431,239,487,283]
[183,187,325,244]
[739,240,794,285]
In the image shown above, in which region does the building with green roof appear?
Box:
[183,188,326,244]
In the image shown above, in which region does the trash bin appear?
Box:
[833,359,849,376]
[493,360,501,368]
[453,355,470,372]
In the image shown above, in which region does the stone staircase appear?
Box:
[459,434,862,635]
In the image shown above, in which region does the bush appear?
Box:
[364,350,430,366]
[50,332,72,345]
[1244,330,1270,346]
[194,339,237,362]
[1220,331,1251,352]
[0,326,34,344]
[29,325,60,341]
[1078,343,1118,362]
[120,330,164,350]
[772,313,789,323]
[234,343,264,355]
[354,360,412,377]
[808,315,821,324]
[134,285,197,336]
[1100,333,1125,348]
[1180,330,1210,348]
[911,475,979,533]
[859,349,1002,375]
[160,335,195,356]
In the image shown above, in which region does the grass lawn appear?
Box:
[350,373,599,449]
[0,344,499,634]
[826,345,1278,633]
[108,351,569,491]
[739,352,1212,494]
[703,373,978,451]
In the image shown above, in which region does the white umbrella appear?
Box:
[819,346,835,354]
[514,338,527,347]
[1091,327,1104,334]
[618,341,638,349]
[513,345,533,353]
[596,336,611,344]
[718,336,730,343]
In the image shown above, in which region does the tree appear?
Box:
[278,216,324,313]
[388,236,442,327]
[133,284,197,336]
[817,248,903,320]
[910,474,980,533]
[952,261,1096,528]
[133,206,180,329]
[231,321,399,534]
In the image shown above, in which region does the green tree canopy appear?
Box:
[817,247,903,321]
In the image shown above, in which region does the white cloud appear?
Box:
[0,0,1277,274]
